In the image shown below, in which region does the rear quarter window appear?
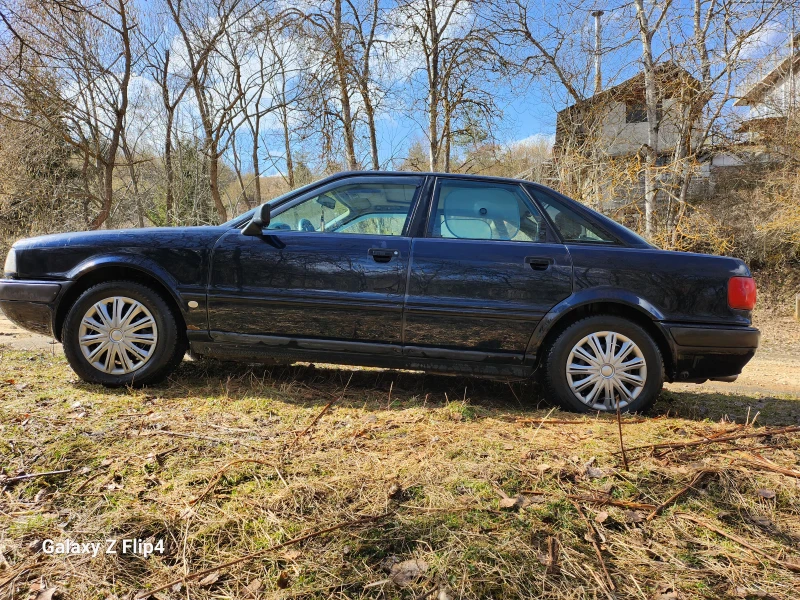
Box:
[528,189,618,244]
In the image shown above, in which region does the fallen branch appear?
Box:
[737,453,800,480]
[137,430,265,450]
[190,459,275,505]
[521,490,657,511]
[292,374,352,446]
[646,469,715,520]
[616,398,629,471]
[571,500,615,591]
[2,469,71,484]
[73,472,104,494]
[515,417,645,426]
[134,512,390,599]
[677,513,800,573]
[654,424,746,458]
[621,425,800,455]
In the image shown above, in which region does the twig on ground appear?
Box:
[521,489,657,511]
[136,430,266,450]
[570,500,615,591]
[73,471,104,494]
[737,453,800,479]
[677,513,800,572]
[646,469,715,520]
[621,425,800,455]
[545,535,560,574]
[134,512,391,598]
[515,417,645,426]
[2,469,71,484]
[616,398,629,471]
[191,459,275,504]
[292,374,352,446]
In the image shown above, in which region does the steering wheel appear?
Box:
[298,218,316,232]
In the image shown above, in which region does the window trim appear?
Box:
[423,177,553,243]
[250,175,424,237]
[523,184,623,247]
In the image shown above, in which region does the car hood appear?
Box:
[10,226,233,282]
[12,226,229,250]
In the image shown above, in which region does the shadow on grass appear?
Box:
[79,356,800,426]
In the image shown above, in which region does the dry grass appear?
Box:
[1,350,799,599]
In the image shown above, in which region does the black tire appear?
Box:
[542,315,663,414]
[62,281,186,387]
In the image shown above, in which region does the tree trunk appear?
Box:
[427,7,440,171]
[334,0,358,170]
[192,78,227,222]
[89,0,132,230]
[362,89,379,170]
[428,86,439,171]
[208,143,226,222]
[634,0,662,238]
[164,108,175,226]
[122,141,144,227]
[252,114,262,206]
[282,104,294,188]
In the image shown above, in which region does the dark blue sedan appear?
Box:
[0,171,759,413]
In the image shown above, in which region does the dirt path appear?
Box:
[2,311,799,397]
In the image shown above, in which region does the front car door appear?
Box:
[404,178,573,365]
[208,175,424,354]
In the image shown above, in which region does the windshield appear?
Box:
[222,180,322,227]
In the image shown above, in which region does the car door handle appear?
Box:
[525,256,553,271]
[368,248,399,263]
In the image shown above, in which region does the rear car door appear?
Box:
[404,178,573,364]
[208,176,423,350]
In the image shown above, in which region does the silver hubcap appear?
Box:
[565,331,647,411]
[78,296,158,375]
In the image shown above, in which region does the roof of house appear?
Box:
[734,35,800,107]
[556,62,703,117]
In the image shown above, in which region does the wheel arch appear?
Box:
[527,292,675,380]
[55,258,187,342]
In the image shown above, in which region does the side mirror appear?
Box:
[242,204,270,236]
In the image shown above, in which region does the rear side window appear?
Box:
[532,191,617,244]
[429,180,546,242]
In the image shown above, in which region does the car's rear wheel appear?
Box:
[543,315,663,413]
[62,281,186,387]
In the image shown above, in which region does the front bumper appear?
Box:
[0,279,63,337]
[663,323,760,383]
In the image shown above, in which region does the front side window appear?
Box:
[429,180,546,242]
[532,191,617,244]
[266,180,420,236]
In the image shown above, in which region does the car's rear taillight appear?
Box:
[728,276,757,310]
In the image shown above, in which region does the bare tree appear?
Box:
[165,0,248,222]
[0,0,137,229]
[346,0,384,170]
[632,0,672,236]
[394,0,499,171]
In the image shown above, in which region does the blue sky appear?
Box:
[122,0,797,176]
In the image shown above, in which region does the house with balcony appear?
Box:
[553,63,708,208]
[554,62,706,159]
[733,33,800,143]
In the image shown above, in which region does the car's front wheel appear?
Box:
[62,281,186,387]
[543,315,663,413]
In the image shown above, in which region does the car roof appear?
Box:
[324,170,532,186]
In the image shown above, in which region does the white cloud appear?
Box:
[507,133,555,149]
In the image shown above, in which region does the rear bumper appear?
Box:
[662,323,760,383]
[0,280,63,337]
